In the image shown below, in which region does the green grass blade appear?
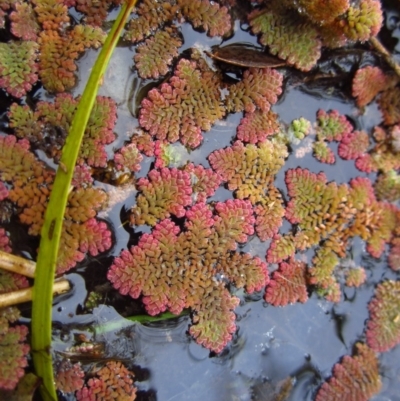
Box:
[31,1,137,399]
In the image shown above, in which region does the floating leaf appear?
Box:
[207,43,286,68]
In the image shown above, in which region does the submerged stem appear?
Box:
[31,1,138,399]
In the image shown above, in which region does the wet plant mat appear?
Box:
[0,0,400,400]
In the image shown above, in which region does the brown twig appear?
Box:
[0,250,36,278]
[0,279,70,309]
[370,36,400,79]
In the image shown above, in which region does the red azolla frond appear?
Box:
[316,109,353,142]
[131,130,155,156]
[225,67,283,113]
[0,0,18,11]
[9,2,40,40]
[10,94,116,166]
[266,234,296,264]
[214,199,255,248]
[0,324,29,390]
[345,267,366,287]
[72,165,93,188]
[32,0,69,30]
[249,8,321,71]
[139,57,225,148]
[308,247,339,288]
[79,97,117,166]
[0,269,29,294]
[352,66,398,107]
[75,0,123,27]
[315,343,381,401]
[365,202,396,258]
[55,360,84,394]
[313,140,335,164]
[66,188,107,223]
[374,170,400,202]
[183,163,222,203]
[288,117,312,143]
[0,135,50,184]
[254,186,285,241]
[378,86,400,126]
[298,0,349,24]
[373,125,387,142]
[0,41,38,98]
[78,218,112,256]
[0,306,21,330]
[0,228,11,253]
[96,361,136,399]
[184,201,214,237]
[131,167,192,225]
[209,140,288,203]
[38,25,105,92]
[365,280,400,352]
[153,141,175,169]
[208,141,241,183]
[388,237,400,271]
[177,0,231,37]
[86,96,117,144]
[109,200,267,352]
[0,135,111,273]
[338,0,382,42]
[13,182,50,235]
[78,141,105,168]
[189,282,239,354]
[369,125,400,173]
[265,258,308,306]
[355,153,377,173]
[118,238,160,301]
[124,0,179,43]
[349,176,376,208]
[114,143,143,173]
[338,130,369,160]
[236,110,280,144]
[134,28,182,79]
[286,168,351,250]
[76,361,136,401]
[57,222,85,274]
[219,252,269,293]
[8,103,42,143]
[285,167,327,223]
[317,277,341,303]
[36,92,77,128]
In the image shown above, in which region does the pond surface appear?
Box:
[2,1,400,400]
[50,28,400,401]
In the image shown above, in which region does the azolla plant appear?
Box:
[0,0,399,400]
